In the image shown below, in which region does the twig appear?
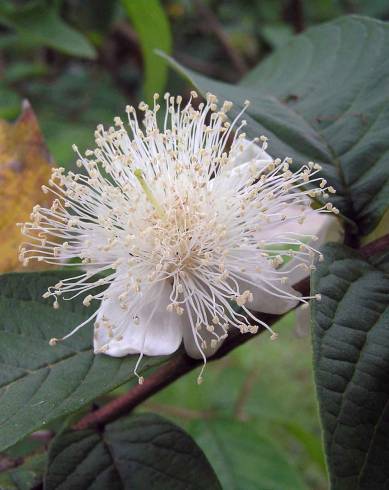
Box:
[0,454,22,472]
[0,430,53,474]
[283,0,305,33]
[193,0,248,78]
[114,21,139,46]
[99,21,141,102]
[234,367,259,421]
[74,353,197,430]
[29,430,53,443]
[74,234,389,431]
[360,233,389,258]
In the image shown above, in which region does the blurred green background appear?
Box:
[1,1,388,488]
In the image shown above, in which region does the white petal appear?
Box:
[236,274,300,314]
[314,213,344,245]
[280,213,344,285]
[279,256,310,286]
[207,139,271,194]
[230,138,272,168]
[256,204,323,242]
[214,139,272,190]
[182,310,226,360]
[232,255,300,314]
[94,281,183,357]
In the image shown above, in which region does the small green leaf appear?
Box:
[311,243,389,489]
[190,419,307,490]
[0,1,96,59]
[3,62,48,84]
[0,272,170,452]
[44,413,221,490]
[122,0,172,102]
[0,82,21,120]
[162,16,389,236]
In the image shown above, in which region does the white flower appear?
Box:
[19,92,339,383]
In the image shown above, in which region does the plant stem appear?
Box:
[193,0,248,79]
[360,233,389,258]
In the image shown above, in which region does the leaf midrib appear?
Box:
[0,345,92,390]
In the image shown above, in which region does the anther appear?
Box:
[83,295,93,307]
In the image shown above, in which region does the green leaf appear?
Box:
[190,419,307,490]
[44,412,221,490]
[0,82,21,120]
[162,15,389,236]
[0,1,96,59]
[3,61,47,84]
[311,243,389,489]
[0,272,169,452]
[122,0,172,102]
[280,421,326,473]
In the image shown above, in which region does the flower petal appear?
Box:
[225,248,300,314]
[181,309,226,360]
[215,139,272,189]
[257,204,342,243]
[230,138,272,168]
[236,273,300,314]
[94,281,183,357]
[280,213,344,285]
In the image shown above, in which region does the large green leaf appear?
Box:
[122,0,172,102]
[0,1,96,59]
[311,243,389,489]
[0,272,169,452]
[162,15,389,236]
[190,419,307,490]
[44,413,221,490]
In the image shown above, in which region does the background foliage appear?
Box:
[0,1,388,489]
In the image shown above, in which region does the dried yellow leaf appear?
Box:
[0,100,54,272]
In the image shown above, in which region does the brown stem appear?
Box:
[360,233,389,258]
[74,353,197,430]
[0,430,54,474]
[74,234,389,431]
[193,0,248,78]
[234,367,259,421]
[282,0,305,33]
[0,454,22,472]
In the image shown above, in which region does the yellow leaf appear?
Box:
[0,100,54,272]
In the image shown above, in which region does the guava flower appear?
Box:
[19,92,338,383]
